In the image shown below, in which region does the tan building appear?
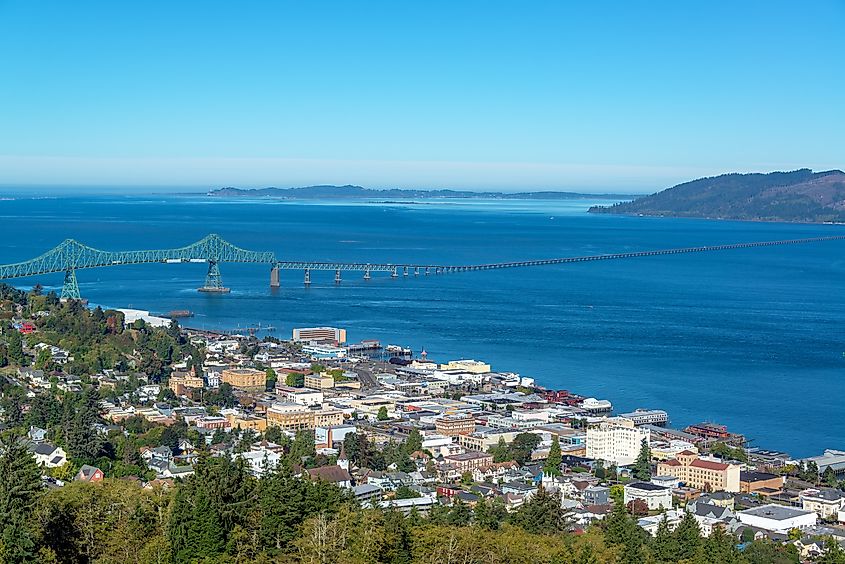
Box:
[435,414,476,437]
[444,451,494,472]
[740,471,785,494]
[657,451,741,493]
[169,370,204,395]
[225,412,268,432]
[292,327,346,344]
[265,402,343,431]
[222,368,266,392]
[304,373,335,390]
[439,359,491,373]
[458,430,521,452]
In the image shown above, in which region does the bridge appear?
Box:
[0,233,842,300]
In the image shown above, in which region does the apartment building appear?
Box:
[221,368,266,392]
[586,417,650,466]
[657,451,741,492]
[435,414,476,437]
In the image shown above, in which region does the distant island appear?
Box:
[206,184,632,200]
[588,169,845,223]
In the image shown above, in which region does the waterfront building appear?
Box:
[586,417,650,466]
[221,368,266,392]
[434,414,476,437]
[657,450,741,492]
[624,481,672,511]
[580,397,613,414]
[439,359,491,373]
[800,449,845,478]
[292,326,347,344]
[618,408,669,426]
[738,504,817,533]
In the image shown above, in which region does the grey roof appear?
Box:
[32,443,58,456]
[626,481,669,492]
[740,504,815,521]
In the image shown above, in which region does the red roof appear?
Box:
[662,459,682,467]
[677,450,697,456]
[690,459,729,471]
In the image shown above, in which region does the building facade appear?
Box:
[221,368,266,392]
[586,417,650,466]
[435,414,476,437]
[657,451,741,492]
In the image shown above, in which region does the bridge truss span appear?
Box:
[0,233,842,300]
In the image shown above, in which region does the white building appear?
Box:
[117,308,171,328]
[237,447,281,476]
[624,481,672,511]
[800,488,845,520]
[586,417,650,466]
[738,504,817,533]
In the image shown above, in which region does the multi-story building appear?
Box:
[304,373,335,390]
[586,417,650,466]
[169,370,205,395]
[624,482,672,511]
[443,451,494,473]
[657,451,741,492]
[265,402,343,431]
[738,504,817,533]
[439,359,491,373]
[740,471,784,493]
[435,414,476,437]
[458,429,521,452]
[276,385,324,407]
[224,411,267,432]
[618,409,669,426]
[221,368,266,392]
[292,326,346,344]
[800,488,845,520]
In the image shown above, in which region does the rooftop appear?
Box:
[740,504,815,521]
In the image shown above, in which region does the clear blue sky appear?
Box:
[1,1,843,192]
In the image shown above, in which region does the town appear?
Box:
[1,285,844,563]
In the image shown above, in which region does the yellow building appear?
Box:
[265,403,344,431]
[657,451,741,492]
[169,370,205,395]
[225,412,268,432]
[304,373,335,390]
[222,368,266,392]
[439,359,491,373]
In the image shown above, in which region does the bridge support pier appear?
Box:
[304,268,311,285]
[198,260,230,293]
[270,266,280,288]
[364,269,371,281]
[414,267,419,276]
[403,266,408,277]
[334,269,342,284]
[391,267,398,279]
[61,268,81,301]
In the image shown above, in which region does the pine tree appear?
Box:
[405,428,422,454]
[5,329,24,365]
[633,438,651,480]
[674,510,702,561]
[544,435,563,477]
[650,513,679,563]
[702,525,741,563]
[0,431,43,563]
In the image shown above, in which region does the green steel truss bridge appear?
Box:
[0,233,843,300]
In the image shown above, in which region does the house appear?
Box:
[352,483,384,505]
[237,447,281,476]
[624,481,672,511]
[583,485,610,506]
[307,465,353,488]
[29,442,68,468]
[76,465,105,482]
[800,488,845,520]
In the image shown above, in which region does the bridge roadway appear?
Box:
[0,233,842,299]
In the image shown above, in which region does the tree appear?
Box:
[0,431,43,562]
[650,514,680,563]
[405,428,422,454]
[511,485,566,535]
[543,436,562,478]
[265,368,277,391]
[674,510,702,561]
[285,372,304,387]
[5,328,24,365]
[633,438,651,480]
[377,406,389,421]
[509,432,542,465]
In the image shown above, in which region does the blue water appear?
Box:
[1,194,843,457]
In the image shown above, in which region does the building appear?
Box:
[586,417,650,466]
[224,411,268,432]
[801,450,845,478]
[738,504,817,533]
[443,452,494,473]
[800,488,845,520]
[624,482,672,511]
[293,326,346,344]
[657,451,741,492]
[221,368,266,392]
[740,471,784,493]
[169,370,205,395]
[29,443,68,468]
[435,414,476,437]
[76,464,105,483]
[439,359,491,373]
[304,373,335,390]
[276,385,324,407]
[618,409,669,426]
[315,425,356,449]
[266,402,315,431]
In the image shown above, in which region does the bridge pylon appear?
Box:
[198,260,230,293]
[270,265,280,288]
[60,268,81,301]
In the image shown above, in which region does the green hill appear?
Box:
[589,169,845,223]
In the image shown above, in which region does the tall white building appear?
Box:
[586,417,650,466]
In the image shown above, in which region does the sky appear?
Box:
[1,1,843,193]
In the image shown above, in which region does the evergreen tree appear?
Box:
[404,428,422,454]
[377,406,389,421]
[0,431,43,563]
[5,329,24,365]
[543,435,562,477]
[650,513,679,563]
[633,438,651,480]
[817,537,845,564]
[703,525,741,563]
[511,485,566,535]
[674,510,702,561]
